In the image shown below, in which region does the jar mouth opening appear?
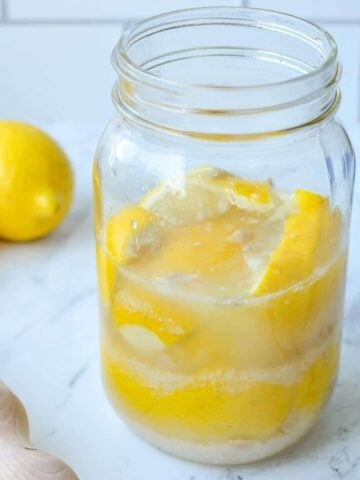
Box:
[114,6,338,94]
[112,7,340,137]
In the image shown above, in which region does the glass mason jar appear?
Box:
[93,8,355,465]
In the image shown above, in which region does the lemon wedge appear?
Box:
[253,190,328,295]
[189,167,274,211]
[96,205,155,304]
[98,204,200,347]
[250,189,342,355]
[141,167,274,224]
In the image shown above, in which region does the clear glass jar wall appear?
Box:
[93,8,355,465]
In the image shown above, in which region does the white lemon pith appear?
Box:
[119,324,165,354]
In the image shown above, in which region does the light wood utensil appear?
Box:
[0,381,79,479]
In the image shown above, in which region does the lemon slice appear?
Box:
[189,167,274,212]
[253,190,328,295]
[141,167,274,224]
[119,324,165,354]
[141,174,228,224]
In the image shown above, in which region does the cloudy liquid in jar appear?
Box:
[96,167,346,464]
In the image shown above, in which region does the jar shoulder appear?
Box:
[95,115,355,167]
[94,115,355,221]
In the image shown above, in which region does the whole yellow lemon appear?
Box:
[0,121,74,241]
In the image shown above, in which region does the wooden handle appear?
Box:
[0,381,79,479]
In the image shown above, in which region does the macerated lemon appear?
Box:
[102,338,338,442]
[138,209,246,280]
[106,205,155,264]
[253,190,329,295]
[0,121,73,241]
[251,189,344,354]
[100,169,282,351]
[97,204,195,347]
[140,174,229,224]
[189,166,274,211]
[96,205,154,304]
[110,268,198,347]
[141,166,274,223]
[99,169,276,349]
[101,183,339,359]
[100,171,343,443]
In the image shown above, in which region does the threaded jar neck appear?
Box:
[112,7,340,139]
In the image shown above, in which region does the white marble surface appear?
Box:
[0,121,359,480]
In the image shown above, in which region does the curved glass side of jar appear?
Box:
[93,8,355,465]
[94,117,354,464]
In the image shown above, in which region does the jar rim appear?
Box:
[114,6,338,94]
[112,7,340,137]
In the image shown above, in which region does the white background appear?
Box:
[0,0,359,125]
